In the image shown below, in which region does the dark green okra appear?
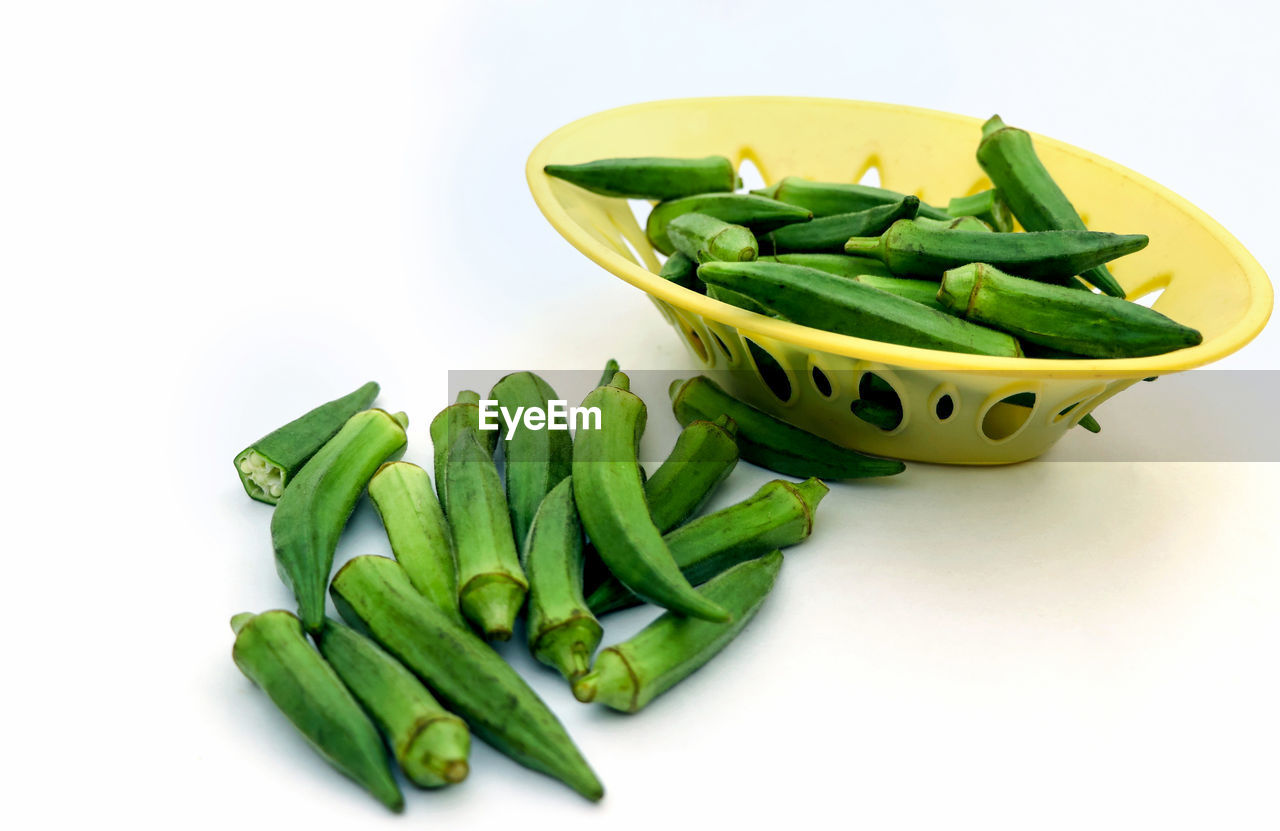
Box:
[977,115,1127,297]
[646,193,812,254]
[230,610,403,811]
[368,461,461,625]
[844,219,1148,284]
[525,477,602,682]
[946,189,1013,232]
[315,619,471,788]
[761,176,951,220]
[659,251,700,291]
[446,430,528,640]
[938,263,1202,358]
[331,555,604,801]
[667,212,759,264]
[270,408,408,633]
[429,391,498,515]
[490,371,573,554]
[670,376,905,480]
[572,372,730,622]
[234,381,379,504]
[544,156,738,200]
[645,414,740,532]
[588,478,827,616]
[573,552,783,713]
[697,261,1023,357]
[759,196,920,254]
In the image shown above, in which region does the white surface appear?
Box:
[3,1,1278,828]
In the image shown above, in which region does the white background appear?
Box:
[3,1,1278,828]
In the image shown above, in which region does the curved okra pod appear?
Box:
[666,212,759,264]
[759,195,920,254]
[525,477,602,681]
[315,619,471,788]
[368,461,462,625]
[446,430,528,640]
[270,408,408,632]
[670,375,905,480]
[230,611,403,811]
[429,390,498,515]
[938,263,1202,358]
[573,552,783,713]
[644,414,739,533]
[697,261,1023,357]
[844,219,1148,284]
[769,176,951,220]
[588,478,827,616]
[658,251,700,291]
[572,372,731,622]
[543,156,738,200]
[233,381,379,504]
[330,555,604,801]
[490,372,573,553]
[946,189,1013,232]
[977,115,1127,297]
[645,193,812,254]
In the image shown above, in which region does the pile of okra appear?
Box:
[231,362,901,810]
[546,114,1203,362]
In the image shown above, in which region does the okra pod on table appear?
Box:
[977,115,1127,297]
[588,477,827,616]
[572,371,730,622]
[667,212,759,264]
[330,555,604,801]
[697,261,1023,357]
[759,195,920,254]
[270,408,408,633]
[525,477,603,682]
[446,429,528,640]
[844,218,1148,284]
[429,390,498,515]
[544,156,738,200]
[230,611,403,811]
[938,262,1202,358]
[670,376,905,480]
[644,414,740,532]
[234,381,379,504]
[646,193,813,254]
[490,371,573,554]
[315,619,471,788]
[762,176,951,220]
[368,461,462,625]
[946,189,1013,232]
[574,551,784,713]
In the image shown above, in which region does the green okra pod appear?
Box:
[270,408,408,632]
[666,212,759,264]
[913,215,994,233]
[767,176,951,220]
[445,429,528,640]
[330,555,604,801]
[429,390,498,515]
[976,115,1127,297]
[368,461,461,625]
[573,551,783,713]
[234,381,379,504]
[315,619,471,788]
[490,371,573,554]
[670,376,905,480]
[759,195,920,254]
[844,219,1148,284]
[230,610,403,811]
[544,156,738,200]
[852,273,948,311]
[588,478,827,616]
[658,251,700,291]
[525,477,603,682]
[644,414,740,532]
[646,193,812,254]
[946,189,1013,232]
[572,372,731,622]
[760,252,895,279]
[697,261,1023,357]
[938,263,1202,358]
[706,284,777,316]
[598,358,620,388]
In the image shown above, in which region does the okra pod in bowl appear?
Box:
[528,97,1271,463]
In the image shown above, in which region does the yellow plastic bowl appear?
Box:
[527,97,1272,464]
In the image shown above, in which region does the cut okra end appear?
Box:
[229,612,256,635]
[235,449,286,502]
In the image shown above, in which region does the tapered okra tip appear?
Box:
[230,612,255,635]
[460,576,526,641]
[572,673,599,703]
